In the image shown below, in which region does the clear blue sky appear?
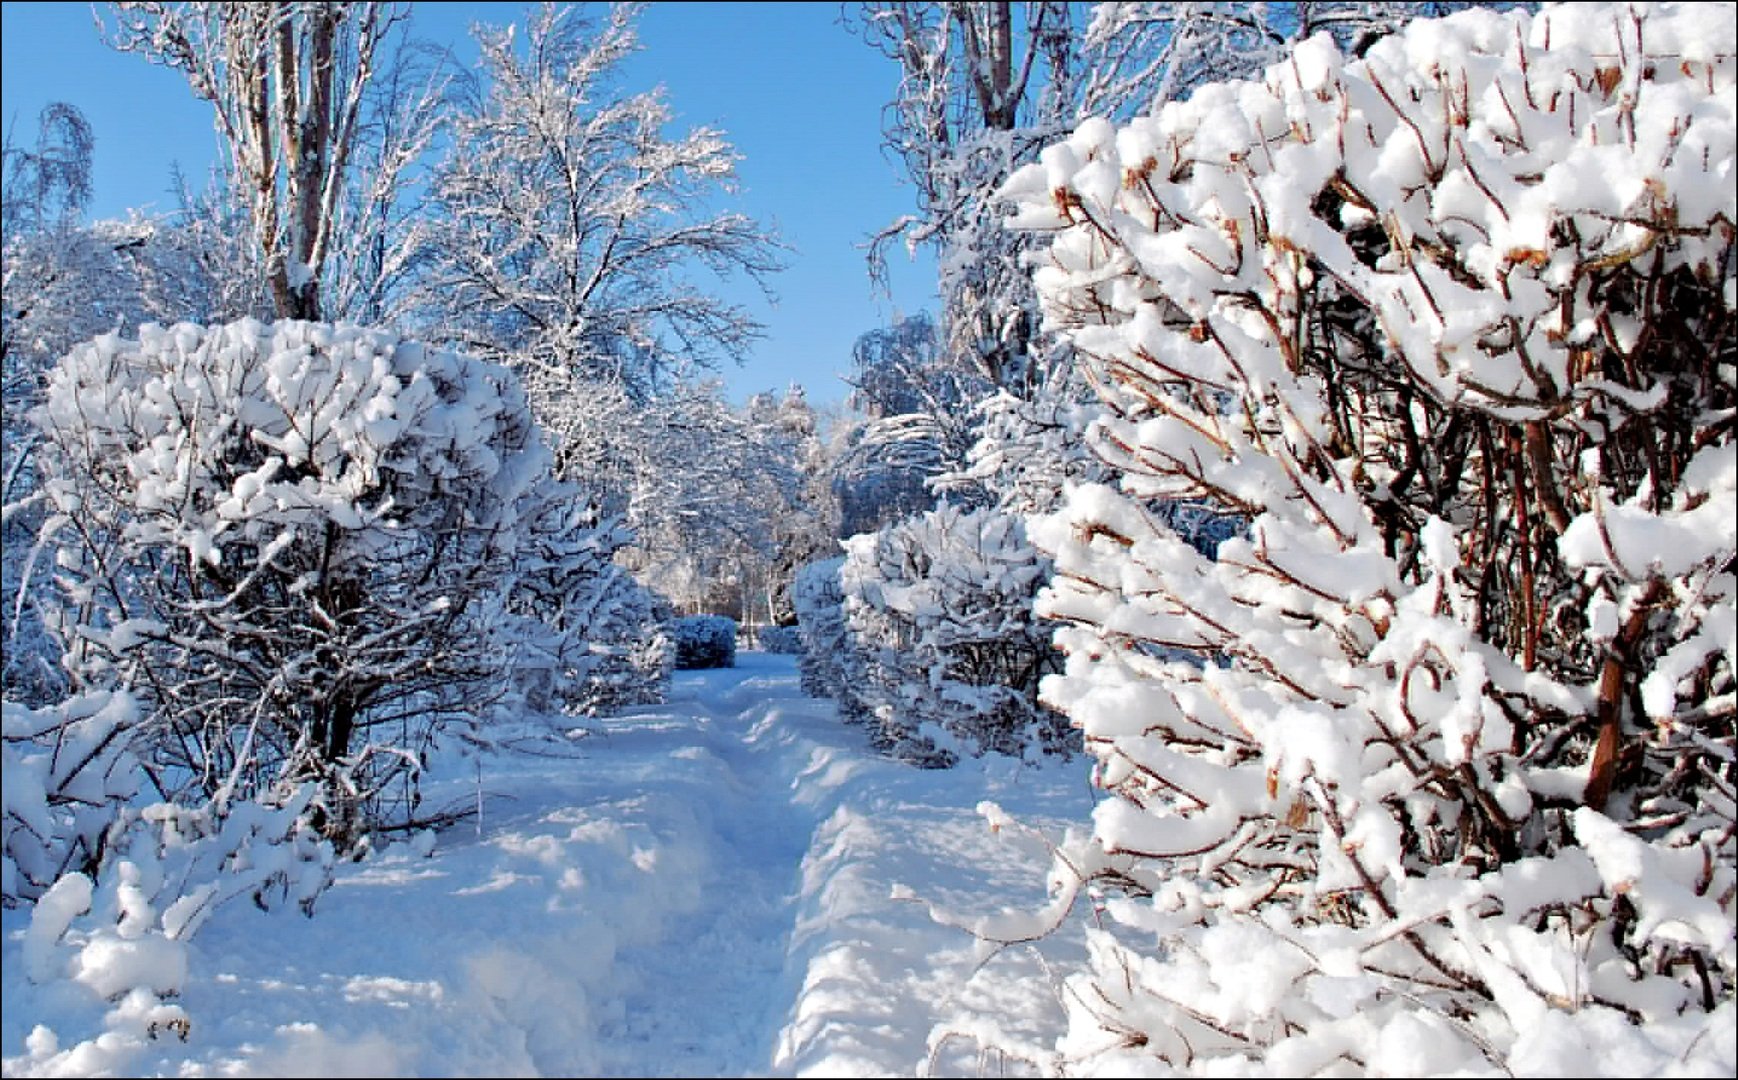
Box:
[0,1,939,406]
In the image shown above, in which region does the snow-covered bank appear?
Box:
[767,699,1093,1076]
[2,653,1094,1077]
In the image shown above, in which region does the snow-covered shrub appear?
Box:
[560,562,674,713]
[97,785,336,931]
[753,624,804,655]
[838,505,1072,764]
[792,557,866,719]
[670,614,737,670]
[938,381,1109,517]
[16,782,332,1058]
[3,692,141,903]
[1003,2,1736,1072]
[30,319,660,843]
[7,688,334,1033]
[501,499,672,716]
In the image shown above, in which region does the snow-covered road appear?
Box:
[3,653,1094,1077]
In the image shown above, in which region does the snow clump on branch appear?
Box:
[1000,2,1735,1073]
[28,319,669,848]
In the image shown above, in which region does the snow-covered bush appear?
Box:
[671,614,737,670]
[30,319,664,844]
[753,624,804,655]
[3,692,142,903]
[837,505,1072,765]
[7,688,334,1034]
[15,782,333,1058]
[792,556,866,718]
[1003,2,1736,1072]
[96,786,336,931]
[501,500,673,716]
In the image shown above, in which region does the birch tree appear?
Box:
[851,1,1076,395]
[103,2,412,321]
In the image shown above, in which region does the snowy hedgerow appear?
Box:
[792,557,866,718]
[671,615,738,670]
[838,505,1072,765]
[30,319,660,843]
[1003,2,1736,1073]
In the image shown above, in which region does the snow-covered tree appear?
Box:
[743,386,841,627]
[556,379,826,625]
[850,1,1076,396]
[0,102,92,242]
[414,1,783,407]
[2,101,98,469]
[166,167,288,319]
[834,312,991,531]
[31,319,662,843]
[320,30,455,327]
[4,104,108,708]
[1001,2,1735,1070]
[400,3,800,626]
[103,2,415,321]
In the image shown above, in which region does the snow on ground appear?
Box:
[1,653,1096,1077]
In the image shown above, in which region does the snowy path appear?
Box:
[584,663,821,1075]
[2,654,1093,1078]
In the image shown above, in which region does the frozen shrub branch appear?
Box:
[1002,2,1735,1072]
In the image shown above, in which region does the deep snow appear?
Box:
[2,653,1096,1077]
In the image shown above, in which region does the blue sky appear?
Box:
[0,1,940,406]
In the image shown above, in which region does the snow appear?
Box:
[5,3,1734,1075]
[2,654,1094,1077]
[992,3,1736,1073]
